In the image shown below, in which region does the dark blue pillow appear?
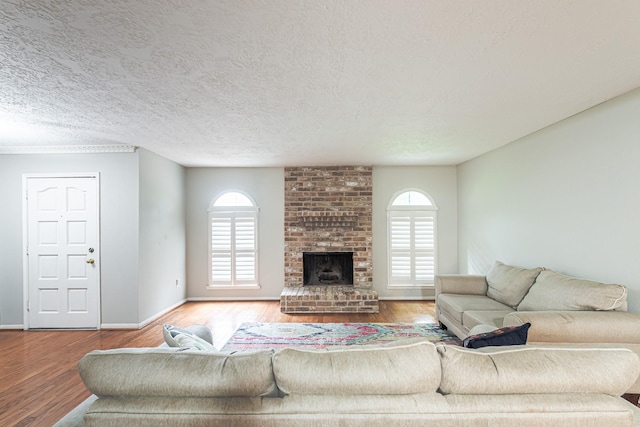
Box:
[463,323,531,349]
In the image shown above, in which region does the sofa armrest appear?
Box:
[503,311,640,344]
[435,275,487,297]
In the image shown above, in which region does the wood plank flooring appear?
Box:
[0,300,437,427]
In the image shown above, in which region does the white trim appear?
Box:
[22,173,101,330]
[206,284,261,290]
[386,285,435,290]
[99,323,141,330]
[22,177,28,330]
[0,324,25,330]
[188,296,279,301]
[102,299,188,330]
[137,299,187,329]
[378,296,436,300]
[0,145,137,155]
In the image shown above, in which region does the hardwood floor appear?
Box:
[0,300,438,427]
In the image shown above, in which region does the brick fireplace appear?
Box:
[281,166,379,313]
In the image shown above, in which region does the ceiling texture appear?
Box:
[1,1,640,167]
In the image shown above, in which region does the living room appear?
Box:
[1,87,639,328]
[2,1,640,424]
[2,2,639,329]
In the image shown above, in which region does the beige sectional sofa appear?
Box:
[436,261,640,393]
[54,340,640,426]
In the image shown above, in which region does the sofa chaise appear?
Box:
[435,261,640,394]
[54,339,640,426]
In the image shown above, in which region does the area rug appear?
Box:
[221,322,461,351]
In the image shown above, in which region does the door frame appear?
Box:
[22,173,101,330]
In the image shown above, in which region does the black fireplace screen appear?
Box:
[303,252,354,286]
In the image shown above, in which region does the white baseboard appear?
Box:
[138,299,187,329]
[187,296,280,301]
[0,324,25,330]
[187,296,434,301]
[138,299,188,329]
[99,323,140,329]
[101,299,188,330]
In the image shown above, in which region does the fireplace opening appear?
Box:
[303,252,354,286]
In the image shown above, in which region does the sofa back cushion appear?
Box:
[437,345,639,396]
[273,341,441,395]
[485,261,543,308]
[517,270,627,311]
[78,348,277,397]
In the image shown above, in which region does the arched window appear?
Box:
[208,191,259,288]
[387,189,438,287]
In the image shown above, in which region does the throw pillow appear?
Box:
[467,324,499,336]
[463,323,531,349]
[163,324,216,351]
[485,261,543,308]
[172,332,217,351]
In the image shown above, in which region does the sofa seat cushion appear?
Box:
[485,261,543,308]
[437,345,640,396]
[78,348,278,398]
[461,310,513,332]
[503,310,640,343]
[438,294,512,324]
[442,394,637,427]
[81,394,638,427]
[518,270,627,311]
[273,341,440,395]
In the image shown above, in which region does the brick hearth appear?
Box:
[280,286,379,313]
[282,166,379,313]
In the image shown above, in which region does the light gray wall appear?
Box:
[186,168,284,299]
[0,152,140,327]
[457,87,640,313]
[138,149,187,324]
[186,166,455,301]
[372,166,458,299]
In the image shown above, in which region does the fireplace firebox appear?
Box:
[303,252,354,286]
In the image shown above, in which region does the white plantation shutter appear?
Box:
[209,194,259,287]
[390,216,412,280]
[414,215,435,282]
[388,210,437,286]
[211,216,232,282]
[233,214,257,283]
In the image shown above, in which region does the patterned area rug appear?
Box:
[221,322,461,351]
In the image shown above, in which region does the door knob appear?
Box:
[86,258,95,264]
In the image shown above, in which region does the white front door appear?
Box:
[25,175,100,329]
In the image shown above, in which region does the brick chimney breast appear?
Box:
[282,166,377,313]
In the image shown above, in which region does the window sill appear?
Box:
[206,284,261,291]
[387,285,435,290]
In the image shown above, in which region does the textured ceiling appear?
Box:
[1,1,640,167]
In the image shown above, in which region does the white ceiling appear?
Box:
[1,1,640,167]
